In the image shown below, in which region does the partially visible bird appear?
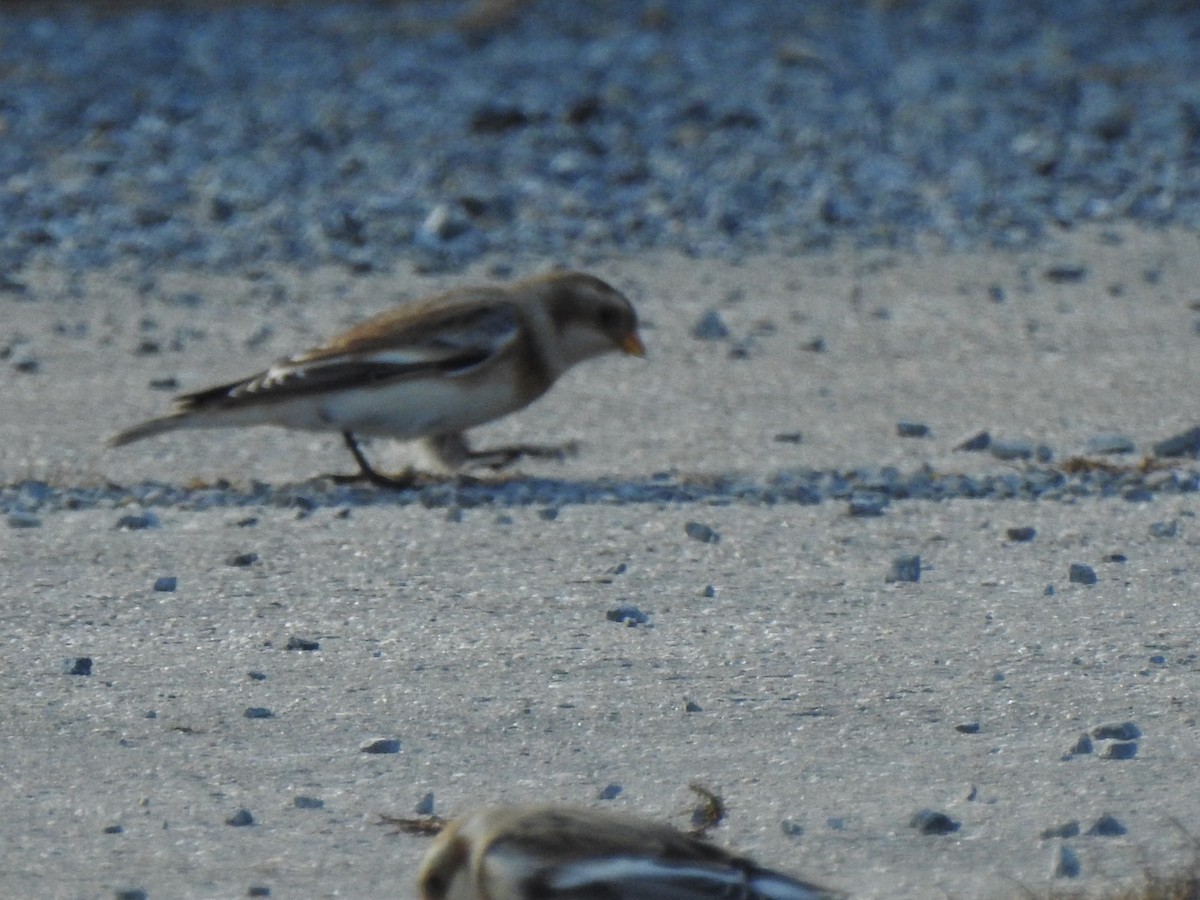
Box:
[109,271,644,486]
[416,805,842,900]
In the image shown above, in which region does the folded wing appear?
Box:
[178,303,520,411]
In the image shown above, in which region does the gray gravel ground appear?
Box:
[1,0,1199,277]
[4,1,1200,899]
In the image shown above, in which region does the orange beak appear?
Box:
[620,331,646,357]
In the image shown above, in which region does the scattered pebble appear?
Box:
[1068,563,1097,585]
[414,792,435,816]
[691,310,730,341]
[247,671,267,681]
[848,494,887,517]
[293,796,324,809]
[114,512,160,531]
[115,890,149,900]
[990,439,1033,461]
[955,431,991,452]
[773,432,803,444]
[1086,814,1127,837]
[780,820,804,837]
[103,824,124,835]
[226,551,259,567]
[596,784,623,800]
[243,707,274,719]
[1044,265,1088,283]
[7,512,41,528]
[606,604,649,626]
[909,809,960,835]
[955,723,980,734]
[684,521,720,544]
[360,738,402,754]
[1041,821,1080,840]
[886,555,921,583]
[1101,741,1138,760]
[63,657,93,676]
[1006,526,1036,542]
[1069,733,1094,756]
[896,421,930,438]
[1153,426,1200,458]
[226,809,255,827]
[247,887,271,898]
[1053,844,1081,879]
[1149,520,1178,538]
[685,700,703,713]
[286,636,320,651]
[153,576,177,592]
[1092,722,1141,740]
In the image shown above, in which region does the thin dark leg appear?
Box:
[330,431,417,489]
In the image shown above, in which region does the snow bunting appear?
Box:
[416,805,841,900]
[109,271,644,486]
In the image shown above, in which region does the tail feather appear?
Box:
[108,414,190,447]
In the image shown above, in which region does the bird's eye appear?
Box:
[596,306,620,329]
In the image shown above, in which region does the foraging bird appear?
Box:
[416,805,841,900]
[110,271,644,486]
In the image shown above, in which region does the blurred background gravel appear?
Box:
[1,0,1198,277]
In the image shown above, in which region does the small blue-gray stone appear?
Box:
[1041,821,1080,839]
[896,421,930,438]
[286,636,319,651]
[685,700,703,713]
[153,576,177,592]
[7,512,42,528]
[1086,814,1126,836]
[780,820,804,837]
[1068,563,1097,585]
[955,723,980,734]
[848,494,887,517]
[887,555,921,583]
[1054,844,1081,878]
[597,783,623,800]
[1092,721,1141,740]
[1153,426,1200,458]
[360,738,401,754]
[1070,733,1094,755]
[1006,526,1036,542]
[685,521,720,543]
[415,792,435,815]
[226,809,254,827]
[226,551,259,567]
[115,512,159,530]
[955,431,991,452]
[1149,520,1178,538]
[293,796,324,809]
[691,310,730,341]
[63,657,93,676]
[243,707,274,719]
[1101,741,1138,760]
[991,440,1033,461]
[606,604,648,626]
[910,809,960,835]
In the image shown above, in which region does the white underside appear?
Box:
[185,375,530,439]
